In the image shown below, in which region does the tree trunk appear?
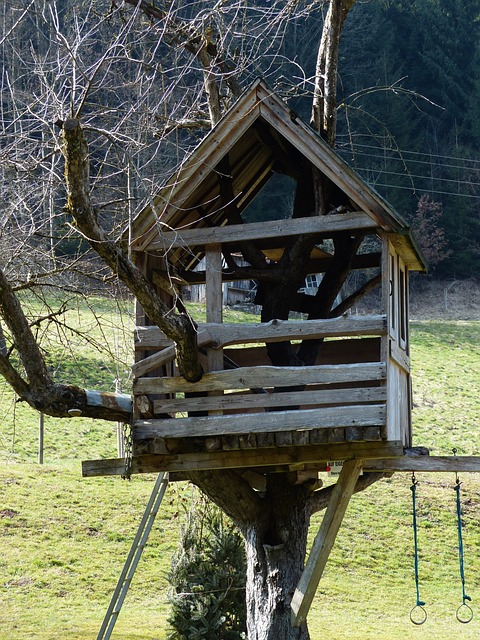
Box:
[242,476,311,640]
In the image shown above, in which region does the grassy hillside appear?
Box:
[0,300,479,639]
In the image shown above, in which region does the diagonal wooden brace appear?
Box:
[291,458,363,627]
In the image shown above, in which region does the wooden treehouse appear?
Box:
[83,79,429,480]
[84,80,480,634]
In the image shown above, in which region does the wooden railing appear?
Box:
[133,314,387,378]
[132,315,388,445]
[133,361,387,440]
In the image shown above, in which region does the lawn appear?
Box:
[0,297,479,639]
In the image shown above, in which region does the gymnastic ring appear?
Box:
[456,603,473,624]
[410,604,427,625]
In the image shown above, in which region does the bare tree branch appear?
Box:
[60,118,203,382]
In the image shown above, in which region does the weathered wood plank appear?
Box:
[135,362,387,395]
[291,459,364,627]
[135,404,386,439]
[206,244,224,414]
[386,358,409,443]
[134,315,387,350]
[389,339,410,373]
[148,212,375,250]
[132,316,386,378]
[153,387,387,415]
[364,456,480,472]
[82,440,403,477]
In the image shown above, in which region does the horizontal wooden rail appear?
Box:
[148,212,376,250]
[364,456,480,472]
[82,440,404,477]
[134,315,387,350]
[178,252,382,284]
[132,316,386,378]
[135,404,386,440]
[152,386,387,415]
[134,362,386,395]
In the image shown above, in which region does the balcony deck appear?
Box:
[131,314,400,460]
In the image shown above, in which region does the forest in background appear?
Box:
[337,0,480,278]
[1,0,479,284]
[262,0,480,278]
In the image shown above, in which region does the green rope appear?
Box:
[454,475,473,623]
[410,474,427,625]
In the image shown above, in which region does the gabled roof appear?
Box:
[130,78,426,272]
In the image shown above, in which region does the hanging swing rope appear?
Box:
[452,453,474,624]
[410,473,427,625]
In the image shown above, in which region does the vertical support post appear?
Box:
[115,379,125,458]
[205,243,223,371]
[205,244,223,448]
[291,458,363,627]
[38,412,44,465]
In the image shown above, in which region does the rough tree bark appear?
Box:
[187,468,386,640]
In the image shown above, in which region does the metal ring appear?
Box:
[456,603,474,624]
[410,604,427,625]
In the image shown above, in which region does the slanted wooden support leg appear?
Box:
[291,458,363,627]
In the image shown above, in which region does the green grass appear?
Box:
[0,301,479,639]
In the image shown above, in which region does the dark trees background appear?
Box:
[335,0,480,277]
[225,0,480,278]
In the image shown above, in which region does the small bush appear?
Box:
[167,495,246,640]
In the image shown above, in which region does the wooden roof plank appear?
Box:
[128,79,426,271]
[131,100,262,251]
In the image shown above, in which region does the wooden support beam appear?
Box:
[205,244,224,429]
[178,252,382,284]
[148,212,376,250]
[364,455,480,473]
[291,459,363,627]
[205,244,224,374]
[82,440,403,477]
